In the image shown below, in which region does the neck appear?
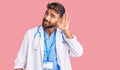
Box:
[44,27,56,37]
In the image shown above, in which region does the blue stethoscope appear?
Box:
[34,25,65,40]
[34,26,41,39]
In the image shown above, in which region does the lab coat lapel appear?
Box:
[56,28,63,66]
[39,26,44,60]
[32,26,44,69]
[34,26,44,61]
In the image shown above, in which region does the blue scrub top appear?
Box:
[43,29,60,70]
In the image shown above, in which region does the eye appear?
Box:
[51,14,55,18]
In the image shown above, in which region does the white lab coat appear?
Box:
[14,26,83,70]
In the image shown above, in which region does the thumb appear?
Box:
[57,20,62,27]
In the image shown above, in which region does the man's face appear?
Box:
[42,9,61,29]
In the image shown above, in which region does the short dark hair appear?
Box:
[47,2,65,17]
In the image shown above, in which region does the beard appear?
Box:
[42,18,57,29]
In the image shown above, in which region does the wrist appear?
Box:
[62,29,69,33]
[62,30,73,39]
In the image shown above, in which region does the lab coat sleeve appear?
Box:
[64,35,83,57]
[14,31,29,69]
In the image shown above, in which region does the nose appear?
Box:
[45,15,50,22]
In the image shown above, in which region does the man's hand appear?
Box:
[57,13,70,31]
[57,13,73,39]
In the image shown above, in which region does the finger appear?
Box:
[58,24,62,29]
[63,13,67,22]
[65,13,67,21]
[66,13,69,23]
[62,14,65,21]
[65,13,70,25]
[67,15,71,25]
[57,21,61,27]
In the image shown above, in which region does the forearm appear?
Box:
[14,68,23,70]
[63,30,73,39]
[64,35,83,57]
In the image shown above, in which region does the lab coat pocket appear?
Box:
[58,41,69,55]
[33,37,44,60]
[33,37,41,52]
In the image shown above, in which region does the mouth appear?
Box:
[44,21,49,24]
[43,20,50,25]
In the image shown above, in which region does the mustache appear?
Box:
[43,19,50,23]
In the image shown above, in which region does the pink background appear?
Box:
[0,0,120,70]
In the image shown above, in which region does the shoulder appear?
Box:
[24,26,41,37]
[27,26,38,33]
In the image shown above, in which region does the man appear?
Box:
[14,2,83,70]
